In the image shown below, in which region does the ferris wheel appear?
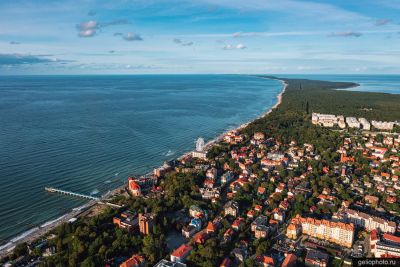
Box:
[195,137,205,151]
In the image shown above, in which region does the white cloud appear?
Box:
[76,19,131,38]
[173,38,194,46]
[328,31,362,37]
[77,20,98,37]
[223,43,247,50]
[79,29,97,37]
[123,32,143,41]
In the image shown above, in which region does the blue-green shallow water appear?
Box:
[0,75,283,242]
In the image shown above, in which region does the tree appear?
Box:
[13,242,28,257]
[81,256,96,267]
[256,240,272,256]
[306,101,310,114]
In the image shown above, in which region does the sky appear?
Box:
[1,0,400,74]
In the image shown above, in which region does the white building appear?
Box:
[333,208,396,233]
[371,121,395,131]
[312,113,338,127]
[358,118,371,130]
[346,117,361,128]
[370,230,400,257]
[338,115,346,129]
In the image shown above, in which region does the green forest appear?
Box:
[262,76,400,122]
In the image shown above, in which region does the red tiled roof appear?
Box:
[282,253,297,267]
[256,255,274,265]
[206,222,215,232]
[171,244,193,258]
[383,233,400,244]
[370,229,378,241]
[120,254,145,267]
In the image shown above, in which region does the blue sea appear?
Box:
[0,74,399,244]
[0,75,283,243]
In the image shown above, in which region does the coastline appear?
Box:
[0,78,287,259]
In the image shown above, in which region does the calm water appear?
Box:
[284,74,400,94]
[0,75,283,242]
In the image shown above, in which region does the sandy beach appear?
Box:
[0,78,287,259]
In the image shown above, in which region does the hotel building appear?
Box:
[333,207,396,233]
[287,215,354,248]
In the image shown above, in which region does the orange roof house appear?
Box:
[255,255,275,267]
[170,244,193,263]
[120,254,146,267]
[258,186,266,194]
[128,178,142,197]
[206,222,216,234]
[282,253,297,267]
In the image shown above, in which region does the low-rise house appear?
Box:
[206,167,218,180]
[189,218,202,231]
[247,209,256,219]
[224,228,234,242]
[272,208,285,223]
[193,231,208,245]
[154,259,187,267]
[182,225,197,238]
[251,215,268,232]
[282,253,298,267]
[128,178,142,197]
[199,187,220,199]
[255,255,275,267]
[254,225,269,239]
[232,217,245,231]
[206,221,216,234]
[120,254,146,267]
[189,205,204,218]
[305,249,329,267]
[231,248,247,263]
[365,195,379,206]
[113,211,138,232]
[224,201,239,217]
[170,244,193,263]
[257,186,266,195]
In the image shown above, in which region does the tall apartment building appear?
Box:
[138,213,155,235]
[287,215,354,248]
[333,208,396,233]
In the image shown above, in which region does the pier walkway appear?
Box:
[44,187,100,201]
